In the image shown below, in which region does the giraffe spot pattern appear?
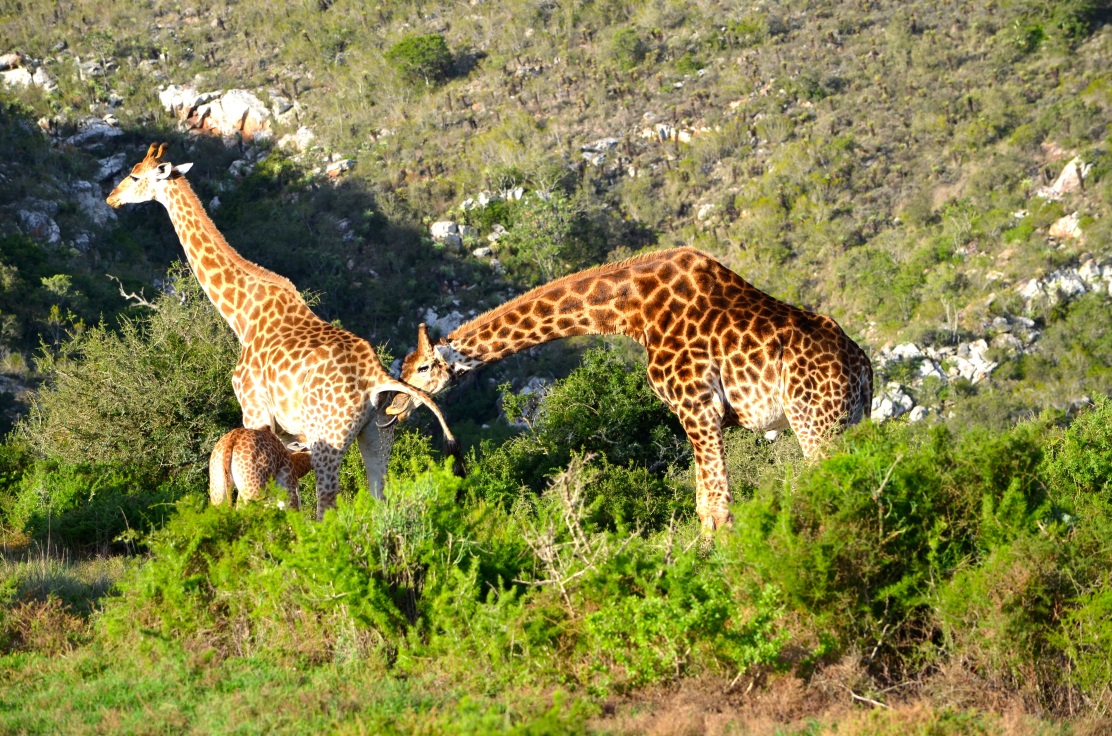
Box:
[399,246,873,533]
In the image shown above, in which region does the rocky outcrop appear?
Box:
[1036,156,1092,201]
[159,84,274,142]
[1018,255,1112,309]
[0,52,58,93]
[421,306,470,335]
[1048,211,1083,241]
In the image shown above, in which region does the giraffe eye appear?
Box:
[417,365,430,373]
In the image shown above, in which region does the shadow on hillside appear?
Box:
[91,126,491,353]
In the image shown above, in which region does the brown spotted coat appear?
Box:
[389,247,873,530]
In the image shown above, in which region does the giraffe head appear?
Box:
[386,323,454,421]
[106,142,193,208]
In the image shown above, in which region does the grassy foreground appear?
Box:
[2,392,1111,734]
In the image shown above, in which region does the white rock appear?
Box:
[871,382,914,422]
[18,210,61,244]
[582,137,618,153]
[1036,156,1093,200]
[0,67,32,88]
[421,307,467,334]
[478,190,501,207]
[63,116,122,147]
[96,152,128,181]
[1049,212,1083,241]
[696,202,715,220]
[430,221,459,238]
[908,406,928,422]
[917,359,945,381]
[459,225,479,240]
[472,246,493,258]
[281,126,315,152]
[159,84,210,117]
[70,181,115,226]
[325,159,354,177]
[891,343,923,361]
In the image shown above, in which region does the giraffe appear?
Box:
[387,247,872,531]
[209,426,312,509]
[107,143,460,520]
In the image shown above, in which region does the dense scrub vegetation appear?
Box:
[2,0,1112,732]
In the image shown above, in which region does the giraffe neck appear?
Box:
[159,177,304,343]
[445,252,677,367]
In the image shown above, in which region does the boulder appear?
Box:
[421,307,467,334]
[1036,156,1092,200]
[430,221,462,248]
[278,126,315,153]
[1048,211,1083,241]
[70,181,116,226]
[63,116,123,147]
[18,209,61,244]
[871,382,914,422]
[325,158,354,178]
[96,152,128,181]
[161,85,272,141]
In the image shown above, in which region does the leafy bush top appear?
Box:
[385,34,453,87]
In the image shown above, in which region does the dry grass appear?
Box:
[590,655,1110,736]
[1,543,128,655]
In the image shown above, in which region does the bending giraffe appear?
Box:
[107,143,459,520]
[209,427,312,509]
[387,247,872,531]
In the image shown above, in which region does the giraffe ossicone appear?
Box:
[108,142,461,519]
[390,247,873,531]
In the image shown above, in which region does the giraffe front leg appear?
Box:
[677,405,732,532]
[357,408,396,500]
[310,441,345,521]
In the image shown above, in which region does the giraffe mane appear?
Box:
[450,247,702,339]
[173,175,307,303]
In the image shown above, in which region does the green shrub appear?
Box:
[17,265,240,479]
[467,347,691,531]
[495,191,606,286]
[7,461,195,552]
[610,27,647,69]
[385,34,453,87]
[728,419,1051,663]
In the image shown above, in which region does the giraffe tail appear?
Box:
[375,380,465,476]
[208,432,237,506]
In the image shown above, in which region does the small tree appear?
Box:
[18,264,241,479]
[610,28,647,70]
[385,34,453,87]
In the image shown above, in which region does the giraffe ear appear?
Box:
[172,162,193,177]
[153,162,174,180]
[417,323,431,354]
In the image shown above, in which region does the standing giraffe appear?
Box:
[388,247,872,531]
[107,143,459,519]
[209,426,312,509]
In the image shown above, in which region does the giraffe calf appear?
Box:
[208,427,311,510]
